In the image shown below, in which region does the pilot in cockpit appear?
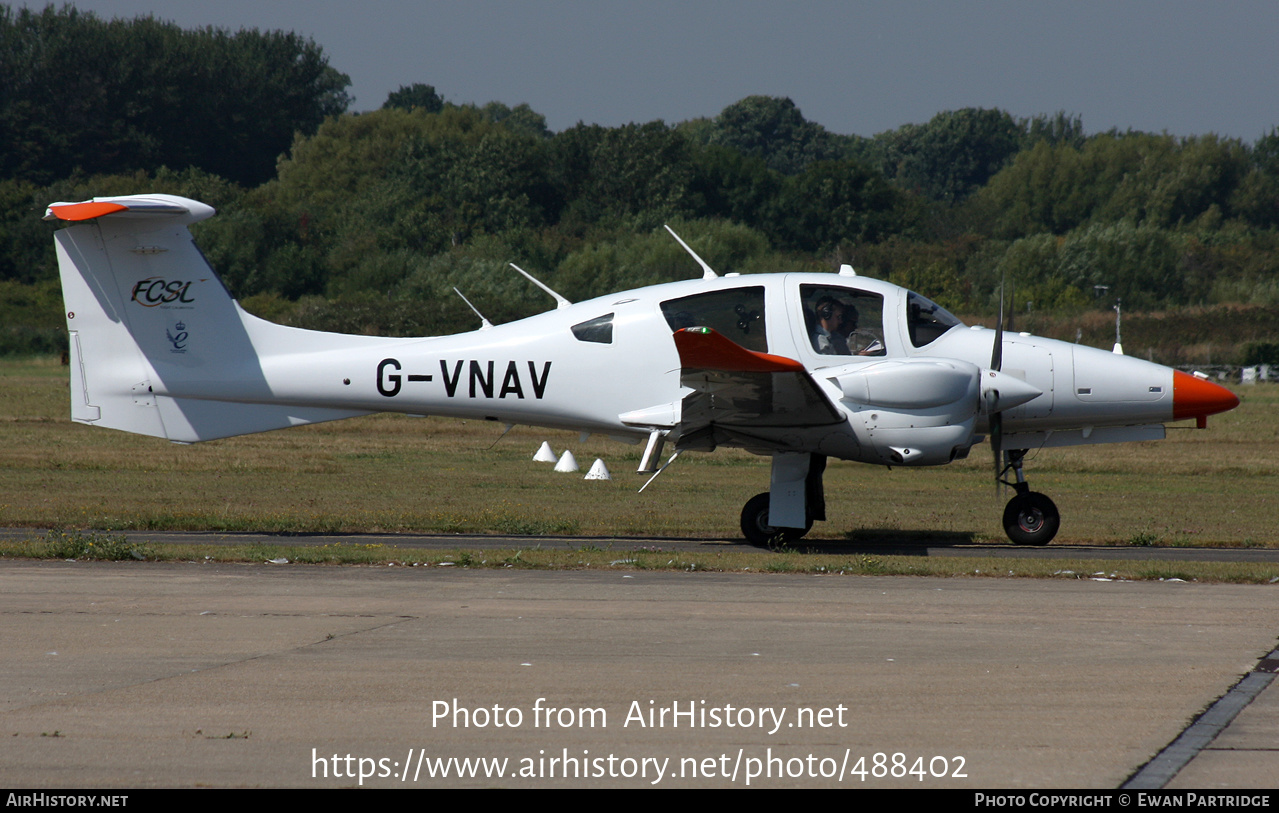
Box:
[812,296,851,354]
[812,296,885,356]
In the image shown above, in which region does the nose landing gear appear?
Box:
[999,449,1059,545]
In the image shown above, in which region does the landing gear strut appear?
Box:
[998,449,1059,545]
[739,453,826,547]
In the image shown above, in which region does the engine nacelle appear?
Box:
[832,359,979,410]
[829,359,983,465]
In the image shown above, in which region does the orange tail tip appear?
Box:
[43,201,128,221]
[1172,370,1239,422]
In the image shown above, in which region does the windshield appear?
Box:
[906,291,963,348]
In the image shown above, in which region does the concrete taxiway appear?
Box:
[0,561,1275,788]
[5,527,1279,563]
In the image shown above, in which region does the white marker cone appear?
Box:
[533,441,556,462]
[584,459,611,480]
[554,450,579,472]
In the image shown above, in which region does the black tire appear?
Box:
[740,492,812,548]
[1002,491,1060,546]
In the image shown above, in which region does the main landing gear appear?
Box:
[740,492,812,547]
[737,450,1061,547]
[739,453,826,548]
[999,449,1059,546]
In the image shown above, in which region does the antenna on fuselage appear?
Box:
[486,422,516,449]
[509,264,572,310]
[638,450,682,493]
[664,225,717,279]
[1112,298,1124,355]
[453,288,493,330]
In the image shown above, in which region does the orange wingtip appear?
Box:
[46,201,129,221]
[674,327,804,373]
[1172,370,1239,421]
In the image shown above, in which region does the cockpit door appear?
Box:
[784,278,897,366]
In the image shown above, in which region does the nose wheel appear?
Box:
[1002,491,1059,545]
[998,449,1059,545]
[740,492,812,548]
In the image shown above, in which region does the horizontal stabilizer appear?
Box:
[153,397,369,443]
[45,194,214,225]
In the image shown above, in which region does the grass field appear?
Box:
[1,355,1275,547]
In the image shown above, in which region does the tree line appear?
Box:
[2,5,1278,364]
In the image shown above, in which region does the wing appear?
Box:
[671,327,843,451]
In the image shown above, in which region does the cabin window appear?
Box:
[906,291,963,348]
[660,287,767,352]
[800,285,886,356]
[571,313,613,344]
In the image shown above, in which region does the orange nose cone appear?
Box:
[1172,370,1239,421]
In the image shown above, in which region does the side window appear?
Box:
[660,287,767,352]
[800,285,886,356]
[571,313,613,344]
[906,292,963,348]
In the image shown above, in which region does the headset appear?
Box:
[815,297,858,332]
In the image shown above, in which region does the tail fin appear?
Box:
[47,194,369,442]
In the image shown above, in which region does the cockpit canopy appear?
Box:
[905,291,964,349]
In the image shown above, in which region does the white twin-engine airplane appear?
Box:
[46,194,1239,546]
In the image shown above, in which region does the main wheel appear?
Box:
[1002,491,1060,546]
[740,492,812,548]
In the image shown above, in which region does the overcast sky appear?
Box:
[29,1,1279,141]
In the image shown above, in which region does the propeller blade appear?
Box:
[991,410,1002,493]
[990,275,1005,492]
[991,276,1004,373]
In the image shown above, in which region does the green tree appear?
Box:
[0,5,350,186]
[685,144,781,229]
[1057,223,1186,309]
[554,219,770,302]
[382,83,444,113]
[548,121,694,229]
[477,101,551,140]
[0,178,47,284]
[1231,128,1279,229]
[1021,111,1086,149]
[254,106,553,296]
[980,132,1252,238]
[707,96,847,176]
[773,159,904,251]
[874,108,1024,203]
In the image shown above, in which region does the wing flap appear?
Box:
[672,328,843,440]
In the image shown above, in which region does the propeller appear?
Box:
[989,277,1005,489]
